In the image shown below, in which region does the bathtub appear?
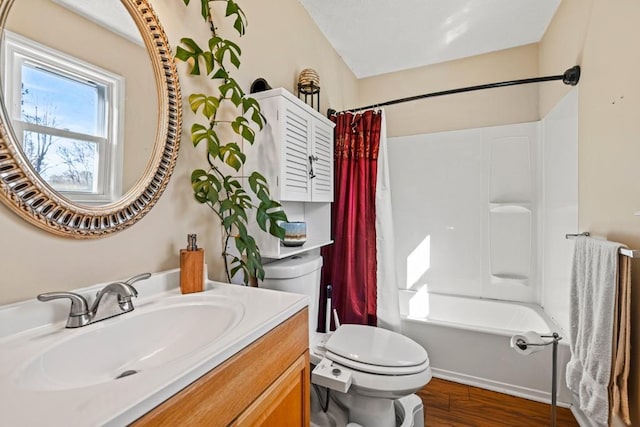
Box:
[400,292,572,406]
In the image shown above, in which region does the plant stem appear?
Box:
[222,232,233,282]
[206,1,217,36]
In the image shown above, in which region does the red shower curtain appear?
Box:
[320,110,382,330]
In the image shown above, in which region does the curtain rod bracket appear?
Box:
[563,66,581,86]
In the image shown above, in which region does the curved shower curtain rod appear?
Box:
[327,65,581,117]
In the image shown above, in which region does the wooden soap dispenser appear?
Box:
[180,234,204,294]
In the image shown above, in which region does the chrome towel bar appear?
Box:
[565,232,639,258]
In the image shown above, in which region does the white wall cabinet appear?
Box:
[244,88,335,259]
[246,88,334,202]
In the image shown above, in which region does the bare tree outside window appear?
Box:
[20,79,97,192]
[21,85,56,176]
[54,141,96,190]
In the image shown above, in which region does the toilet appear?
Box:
[261,254,431,427]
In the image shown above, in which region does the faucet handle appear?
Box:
[125,273,151,287]
[37,292,90,328]
[117,282,139,307]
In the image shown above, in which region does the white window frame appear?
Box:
[2,30,124,204]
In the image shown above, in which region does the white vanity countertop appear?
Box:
[0,269,308,426]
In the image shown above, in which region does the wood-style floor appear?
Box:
[418,378,579,427]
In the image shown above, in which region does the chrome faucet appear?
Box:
[37,273,151,328]
[36,291,91,328]
[90,281,139,315]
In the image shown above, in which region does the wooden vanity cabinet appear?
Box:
[134,308,310,426]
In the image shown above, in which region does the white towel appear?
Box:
[566,236,622,426]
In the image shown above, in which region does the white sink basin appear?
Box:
[17,294,244,391]
[0,269,307,427]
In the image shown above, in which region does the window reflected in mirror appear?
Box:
[3,31,124,204]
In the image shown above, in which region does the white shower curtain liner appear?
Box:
[376,109,401,331]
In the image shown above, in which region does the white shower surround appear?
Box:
[389,90,578,401]
[390,121,541,303]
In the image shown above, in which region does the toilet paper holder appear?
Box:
[512,332,562,427]
[513,332,562,351]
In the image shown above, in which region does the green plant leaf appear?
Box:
[176,38,206,75]
[219,79,244,107]
[229,262,244,280]
[208,137,221,160]
[220,199,234,213]
[202,51,215,75]
[235,224,250,248]
[189,94,220,119]
[191,169,216,204]
[225,0,238,17]
[268,209,288,222]
[242,97,265,131]
[212,68,229,80]
[191,169,207,181]
[222,213,236,229]
[228,255,247,284]
[191,123,220,152]
[255,208,269,232]
[248,172,263,192]
[268,220,286,239]
[206,187,219,205]
[222,0,248,36]
[223,176,242,191]
[214,39,242,69]
[219,142,246,171]
[198,0,210,21]
[231,117,256,143]
[208,36,224,51]
[233,196,250,220]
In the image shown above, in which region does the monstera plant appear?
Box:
[177,0,286,284]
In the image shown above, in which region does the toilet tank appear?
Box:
[261,254,323,334]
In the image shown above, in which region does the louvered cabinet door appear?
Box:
[243,88,335,259]
[280,102,312,202]
[311,120,334,202]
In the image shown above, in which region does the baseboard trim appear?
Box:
[431,368,572,408]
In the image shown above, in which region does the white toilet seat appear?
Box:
[326,350,430,375]
[325,324,429,368]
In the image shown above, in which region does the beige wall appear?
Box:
[0,0,358,304]
[541,0,640,424]
[358,43,540,137]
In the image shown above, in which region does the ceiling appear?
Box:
[298,0,561,78]
[53,0,143,46]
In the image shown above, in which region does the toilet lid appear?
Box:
[324,324,428,373]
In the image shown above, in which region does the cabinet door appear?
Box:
[232,352,310,426]
[281,102,312,202]
[311,120,334,202]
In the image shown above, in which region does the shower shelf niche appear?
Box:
[486,132,536,302]
[489,203,532,211]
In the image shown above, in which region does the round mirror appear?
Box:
[0,0,181,237]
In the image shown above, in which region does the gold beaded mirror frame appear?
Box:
[0,0,181,238]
